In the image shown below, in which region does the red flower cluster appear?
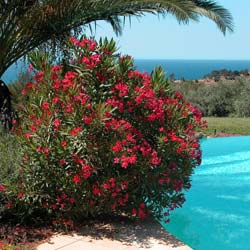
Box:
[15,36,204,221]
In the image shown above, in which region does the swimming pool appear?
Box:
[163,136,250,250]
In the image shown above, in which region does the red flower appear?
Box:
[35,118,41,126]
[0,184,6,192]
[132,208,137,215]
[173,179,183,192]
[70,127,82,136]
[56,197,62,203]
[92,187,101,196]
[69,36,78,44]
[34,71,45,82]
[103,183,111,190]
[65,103,73,113]
[109,178,115,183]
[112,141,123,153]
[151,151,161,165]
[138,208,146,219]
[122,181,128,189]
[23,154,29,159]
[31,123,37,132]
[111,204,116,210]
[59,159,66,165]
[140,203,145,209]
[18,193,24,199]
[28,63,34,73]
[5,201,12,209]
[53,118,61,127]
[73,174,81,184]
[112,192,117,197]
[89,41,97,51]
[82,164,92,179]
[128,154,137,164]
[151,156,161,165]
[42,101,50,110]
[114,81,129,97]
[83,116,92,124]
[52,97,59,104]
[158,179,164,185]
[61,141,67,147]
[52,204,58,210]
[52,80,61,90]
[69,197,75,204]
[43,147,50,154]
[52,65,62,72]
[113,157,120,164]
[61,193,67,199]
[25,132,31,139]
[126,133,136,143]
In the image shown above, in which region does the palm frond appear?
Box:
[192,0,234,35]
[0,0,234,78]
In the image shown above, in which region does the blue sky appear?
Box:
[89,0,250,60]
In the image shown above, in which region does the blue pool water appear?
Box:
[163,136,250,250]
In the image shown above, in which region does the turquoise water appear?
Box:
[163,136,250,250]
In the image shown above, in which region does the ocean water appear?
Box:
[135,59,250,80]
[163,136,250,250]
[2,59,250,83]
[1,61,27,84]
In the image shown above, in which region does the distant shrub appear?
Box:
[8,71,33,109]
[174,77,250,117]
[8,37,204,222]
[0,129,21,218]
[234,84,250,117]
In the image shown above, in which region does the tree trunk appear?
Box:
[0,80,13,131]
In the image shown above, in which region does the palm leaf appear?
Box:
[0,0,233,77]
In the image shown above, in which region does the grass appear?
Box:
[201,117,250,136]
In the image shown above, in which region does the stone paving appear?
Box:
[37,216,192,250]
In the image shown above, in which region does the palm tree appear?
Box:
[0,0,233,79]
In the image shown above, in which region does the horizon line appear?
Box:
[134,58,250,61]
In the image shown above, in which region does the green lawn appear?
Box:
[201,117,250,135]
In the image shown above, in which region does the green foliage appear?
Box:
[0,129,22,217]
[233,82,250,117]
[8,71,33,109]
[5,37,204,223]
[174,77,250,117]
[204,69,250,81]
[0,135,20,184]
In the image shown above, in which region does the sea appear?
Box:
[2,59,250,83]
[135,59,250,80]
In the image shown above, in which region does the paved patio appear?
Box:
[37,216,192,250]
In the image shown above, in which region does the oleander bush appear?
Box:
[2,37,205,222]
